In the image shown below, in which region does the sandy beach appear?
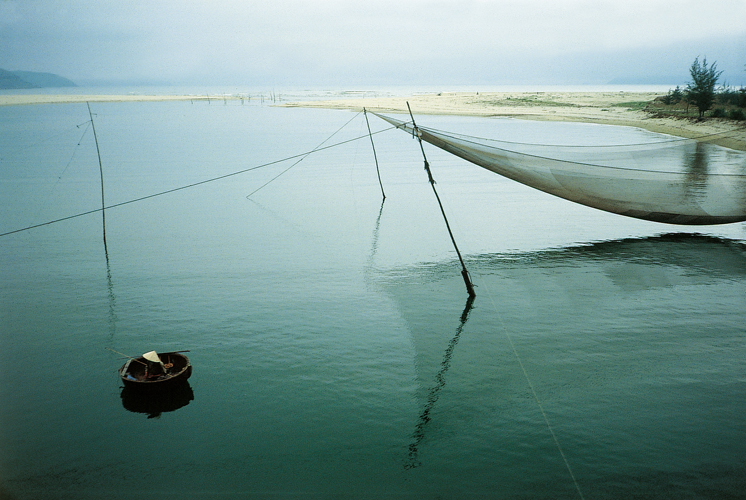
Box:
[282,91,746,151]
[2,91,744,150]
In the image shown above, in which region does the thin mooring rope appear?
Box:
[0,123,396,238]
[476,272,586,500]
[246,111,363,198]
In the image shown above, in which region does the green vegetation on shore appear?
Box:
[649,57,745,121]
[610,101,650,111]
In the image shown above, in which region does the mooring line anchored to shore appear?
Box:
[38,120,92,213]
[0,121,397,238]
[476,272,586,500]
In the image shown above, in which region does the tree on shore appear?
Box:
[686,57,723,119]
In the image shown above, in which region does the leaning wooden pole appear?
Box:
[87,102,108,259]
[363,108,386,200]
[406,102,475,298]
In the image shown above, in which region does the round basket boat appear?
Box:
[119,351,192,391]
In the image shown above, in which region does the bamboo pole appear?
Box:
[406,102,476,298]
[364,108,386,200]
[87,102,108,259]
[105,347,147,365]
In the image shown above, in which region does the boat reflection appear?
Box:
[120,382,194,419]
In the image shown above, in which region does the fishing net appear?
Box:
[378,114,746,225]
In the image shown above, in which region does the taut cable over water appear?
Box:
[245,111,363,199]
[0,121,396,238]
[477,271,586,500]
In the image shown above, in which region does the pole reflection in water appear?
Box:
[105,259,117,342]
[367,199,385,272]
[405,294,475,469]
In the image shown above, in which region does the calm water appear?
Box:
[1,94,745,499]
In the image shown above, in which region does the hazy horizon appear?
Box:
[2,0,745,88]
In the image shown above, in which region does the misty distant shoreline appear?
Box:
[1,90,743,151]
[0,69,77,89]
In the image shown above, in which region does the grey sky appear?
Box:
[2,0,745,87]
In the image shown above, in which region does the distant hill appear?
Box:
[0,68,35,89]
[0,68,77,89]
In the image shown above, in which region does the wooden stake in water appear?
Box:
[363,108,386,200]
[87,102,108,259]
[406,102,475,298]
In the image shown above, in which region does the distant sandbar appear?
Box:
[2,91,743,150]
[282,91,746,151]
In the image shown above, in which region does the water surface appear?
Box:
[1,97,745,499]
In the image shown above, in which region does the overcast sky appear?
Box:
[2,0,745,87]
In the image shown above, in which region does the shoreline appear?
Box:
[0,94,241,105]
[2,91,744,150]
[281,91,746,151]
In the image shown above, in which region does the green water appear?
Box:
[1,96,745,499]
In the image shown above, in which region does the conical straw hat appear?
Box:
[142,351,160,363]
